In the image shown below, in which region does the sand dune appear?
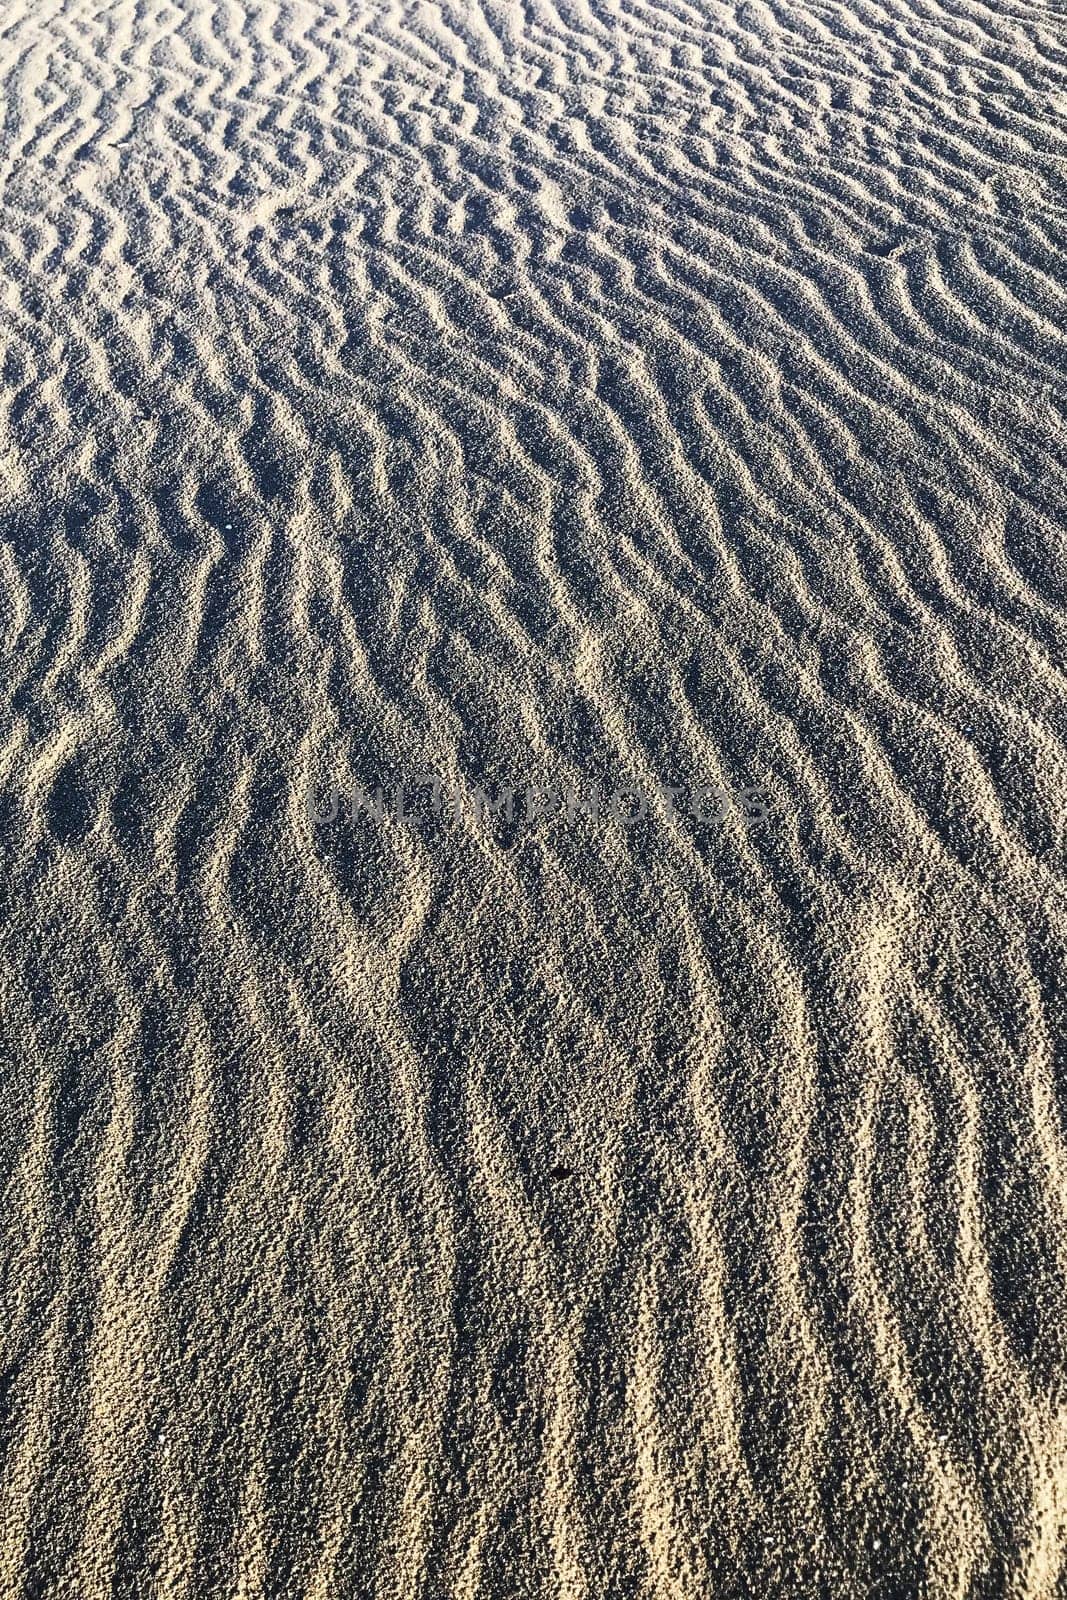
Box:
[0,0,1065,1593]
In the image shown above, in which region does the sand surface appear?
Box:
[0,0,1066,1594]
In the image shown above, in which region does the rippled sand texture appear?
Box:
[1,0,1066,1593]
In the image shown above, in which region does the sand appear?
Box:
[0,0,1065,1593]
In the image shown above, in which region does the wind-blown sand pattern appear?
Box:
[0,0,1065,1592]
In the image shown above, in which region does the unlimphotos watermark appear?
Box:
[305,775,771,830]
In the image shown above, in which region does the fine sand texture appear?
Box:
[0,0,1066,1594]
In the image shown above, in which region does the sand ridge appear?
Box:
[0,0,1065,1593]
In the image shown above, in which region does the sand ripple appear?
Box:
[0,0,1065,1592]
